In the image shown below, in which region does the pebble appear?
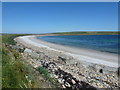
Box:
[58,78,64,84]
[65,82,71,87]
[71,79,76,84]
[13,43,118,89]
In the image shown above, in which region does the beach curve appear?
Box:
[14,35,119,68]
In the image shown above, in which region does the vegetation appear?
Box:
[37,66,56,85]
[2,34,37,88]
[3,45,34,88]
[1,34,54,88]
[51,31,120,35]
[37,66,50,79]
[2,34,28,45]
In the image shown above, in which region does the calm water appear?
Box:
[37,35,119,54]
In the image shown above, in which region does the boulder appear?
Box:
[24,48,32,53]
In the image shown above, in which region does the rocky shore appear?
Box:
[12,37,119,89]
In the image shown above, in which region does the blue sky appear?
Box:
[2,2,118,34]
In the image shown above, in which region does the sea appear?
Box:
[37,35,119,54]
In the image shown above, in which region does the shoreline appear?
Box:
[14,35,119,68]
[14,35,119,88]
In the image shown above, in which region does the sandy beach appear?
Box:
[14,35,119,68]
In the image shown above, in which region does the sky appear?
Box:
[2,2,118,34]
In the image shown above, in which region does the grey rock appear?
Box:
[65,82,71,87]
[24,48,32,53]
[58,78,64,84]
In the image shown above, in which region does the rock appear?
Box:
[52,67,58,73]
[55,70,60,76]
[60,74,64,78]
[96,83,104,88]
[42,62,49,68]
[25,75,28,79]
[9,44,25,53]
[24,48,32,53]
[25,50,40,58]
[71,79,76,84]
[62,85,66,88]
[34,64,39,68]
[58,56,66,63]
[18,40,118,89]
[48,62,56,69]
[49,62,56,66]
[58,78,64,84]
[80,81,95,88]
[71,84,77,89]
[32,52,39,58]
[53,74,58,79]
[78,81,83,88]
[65,82,71,87]
[118,67,120,76]
[95,77,100,80]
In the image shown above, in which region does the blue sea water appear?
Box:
[37,35,119,54]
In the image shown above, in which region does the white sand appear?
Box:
[15,35,119,68]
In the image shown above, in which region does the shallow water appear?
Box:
[37,35,119,54]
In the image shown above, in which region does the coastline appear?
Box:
[14,35,119,68]
[14,35,119,88]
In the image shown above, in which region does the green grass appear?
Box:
[1,34,56,88]
[37,66,57,86]
[2,34,28,45]
[37,66,50,79]
[52,31,120,35]
[2,43,39,88]
[2,34,38,88]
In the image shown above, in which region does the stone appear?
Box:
[65,82,71,87]
[95,77,100,80]
[16,40,118,89]
[34,64,38,68]
[49,63,55,69]
[58,78,64,84]
[62,85,66,88]
[24,48,32,53]
[53,74,58,79]
[99,69,103,73]
[58,56,66,63]
[71,79,76,84]
[96,83,103,88]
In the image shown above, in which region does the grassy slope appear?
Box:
[1,34,54,88]
[2,34,28,45]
